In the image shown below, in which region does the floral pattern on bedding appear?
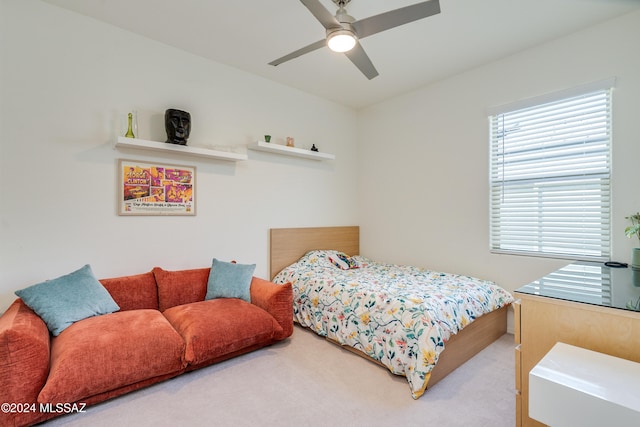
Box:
[272,250,514,399]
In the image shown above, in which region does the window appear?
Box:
[489,81,613,261]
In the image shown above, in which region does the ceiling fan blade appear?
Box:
[352,0,441,39]
[344,43,379,80]
[269,39,327,66]
[300,0,341,30]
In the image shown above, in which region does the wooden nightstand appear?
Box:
[514,263,640,427]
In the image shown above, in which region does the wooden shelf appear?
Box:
[248,140,335,161]
[115,137,248,161]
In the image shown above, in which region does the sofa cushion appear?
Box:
[206,259,255,302]
[15,265,120,336]
[250,278,294,341]
[153,267,209,311]
[38,309,185,404]
[163,299,282,366]
[0,300,51,427]
[100,271,159,311]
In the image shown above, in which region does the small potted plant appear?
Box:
[625,212,640,268]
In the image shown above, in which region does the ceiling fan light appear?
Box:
[327,30,357,53]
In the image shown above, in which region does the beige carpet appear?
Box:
[45,327,515,427]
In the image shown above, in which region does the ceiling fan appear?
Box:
[269,0,441,80]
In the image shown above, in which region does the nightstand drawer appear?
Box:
[516,391,522,427]
[513,300,521,344]
[515,344,522,391]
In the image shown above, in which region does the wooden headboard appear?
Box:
[269,226,359,279]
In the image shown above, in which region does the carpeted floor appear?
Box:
[45,326,515,427]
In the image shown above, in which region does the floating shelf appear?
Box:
[248,141,335,161]
[115,137,248,161]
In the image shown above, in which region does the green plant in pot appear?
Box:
[625,212,640,269]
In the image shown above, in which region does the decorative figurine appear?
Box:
[165,109,191,145]
[310,144,318,152]
[286,137,295,147]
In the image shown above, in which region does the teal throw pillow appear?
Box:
[15,264,120,336]
[206,258,256,302]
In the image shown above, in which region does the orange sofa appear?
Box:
[0,267,293,427]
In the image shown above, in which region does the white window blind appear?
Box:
[489,86,612,260]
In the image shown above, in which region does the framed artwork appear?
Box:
[118,159,196,216]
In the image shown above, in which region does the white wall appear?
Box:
[0,0,359,311]
[2,2,639,315]
[357,10,640,295]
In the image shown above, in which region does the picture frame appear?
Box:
[118,159,196,216]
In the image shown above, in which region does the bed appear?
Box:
[270,226,514,399]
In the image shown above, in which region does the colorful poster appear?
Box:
[119,160,195,216]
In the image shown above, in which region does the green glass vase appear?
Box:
[125,112,135,138]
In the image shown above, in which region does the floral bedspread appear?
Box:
[272,250,514,399]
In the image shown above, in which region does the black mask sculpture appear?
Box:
[165,109,191,145]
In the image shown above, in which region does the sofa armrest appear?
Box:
[249,277,293,341]
[0,299,51,427]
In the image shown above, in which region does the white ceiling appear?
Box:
[43,0,640,110]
